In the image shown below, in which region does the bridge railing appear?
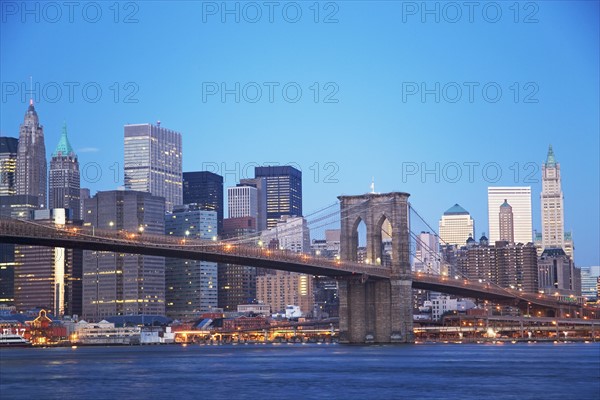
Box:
[0,218,586,307]
[0,217,391,277]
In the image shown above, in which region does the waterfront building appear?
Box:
[256,271,313,315]
[438,204,475,246]
[16,100,46,208]
[487,187,532,244]
[183,171,223,234]
[580,266,600,300]
[165,204,218,318]
[14,209,81,316]
[49,124,80,220]
[124,122,182,213]
[0,244,16,306]
[255,166,302,229]
[82,190,165,320]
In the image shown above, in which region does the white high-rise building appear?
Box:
[487,187,532,244]
[124,122,182,213]
[228,185,258,220]
[541,145,572,257]
[438,204,475,246]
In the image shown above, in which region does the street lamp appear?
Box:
[184,230,190,244]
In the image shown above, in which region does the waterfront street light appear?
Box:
[184,230,190,244]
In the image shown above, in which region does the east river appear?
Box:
[1,343,599,399]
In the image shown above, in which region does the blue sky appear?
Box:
[1,1,598,266]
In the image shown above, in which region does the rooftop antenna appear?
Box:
[29,76,33,105]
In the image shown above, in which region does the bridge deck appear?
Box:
[0,218,585,311]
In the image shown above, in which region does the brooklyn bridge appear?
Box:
[0,192,591,343]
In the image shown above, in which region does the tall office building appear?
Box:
[487,187,532,244]
[124,122,182,213]
[82,190,165,320]
[228,185,258,220]
[438,204,475,246]
[0,137,18,196]
[540,145,574,258]
[165,204,218,319]
[14,209,80,316]
[16,100,46,208]
[498,200,514,243]
[183,171,223,234]
[239,177,267,232]
[255,166,302,229]
[49,124,80,220]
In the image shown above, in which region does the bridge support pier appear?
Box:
[338,277,414,344]
[337,192,414,344]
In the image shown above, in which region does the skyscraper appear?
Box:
[183,171,223,234]
[239,177,267,232]
[14,209,80,316]
[487,187,532,244]
[165,204,218,318]
[541,145,573,258]
[438,204,475,246]
[255,166,302,229]
[16,100,46,208]
[82,190,166,320]
[49,123,80,219]
[228,185,258,220]
[124,123,182,213]
[0,137,18,196]
[498,199,514,243]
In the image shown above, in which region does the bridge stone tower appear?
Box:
[337,192,414,344]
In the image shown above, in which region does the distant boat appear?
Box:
[0,334,31,347]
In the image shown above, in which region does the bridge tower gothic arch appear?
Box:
[337,192,414,344]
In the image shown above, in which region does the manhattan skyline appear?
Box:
[1,1,598,266]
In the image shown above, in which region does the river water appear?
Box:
[1,343,599,399]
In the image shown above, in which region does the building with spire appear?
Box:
[438,204,475,246]
[16,100,47,208]
[49,123,81,220]
[541,145,573,258]
[499,199,514,243]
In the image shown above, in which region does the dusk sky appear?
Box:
[1,1,598,266]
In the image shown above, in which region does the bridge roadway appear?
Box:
[0,218,579,311]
